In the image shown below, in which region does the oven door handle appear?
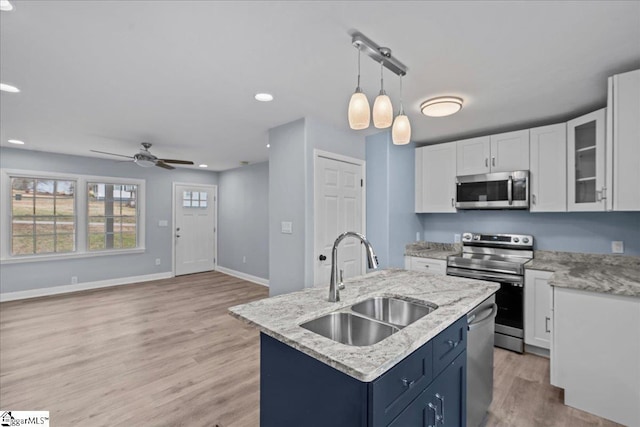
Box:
[447,268,523,284]
[468,304,498,331]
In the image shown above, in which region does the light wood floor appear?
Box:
[0,272,622,427]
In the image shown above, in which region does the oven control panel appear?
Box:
[461,232,533,247]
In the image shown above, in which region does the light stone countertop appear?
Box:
[404,242,461,260]
[526,251,640,298]
[229,269,499,382]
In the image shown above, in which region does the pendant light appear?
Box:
[373,61,393,128]
[348,48,370,130]
[392,75,411,145]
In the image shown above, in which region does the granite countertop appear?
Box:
[526,251,640,298]
[229,269,499,382]
[404,242,461,260]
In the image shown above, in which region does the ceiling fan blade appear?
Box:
[90,149,134,159]
[155,161,175,170]
[159,159,195,165]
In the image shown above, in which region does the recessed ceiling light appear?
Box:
[254,93,274,102]
[0,83,20,93]
[266,144,270,148]
[0,0,13,11]
[8,139,25,145]
[198,164,208,168]
[420,97,463,117]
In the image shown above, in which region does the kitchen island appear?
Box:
[230,269,499,427]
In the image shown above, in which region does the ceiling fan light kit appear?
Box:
[347,32,410,144]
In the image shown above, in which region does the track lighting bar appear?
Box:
[351,32,408,76]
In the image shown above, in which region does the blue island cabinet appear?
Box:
[260,316,467,427]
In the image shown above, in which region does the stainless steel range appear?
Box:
[447,232,533,353]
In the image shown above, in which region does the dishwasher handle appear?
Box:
[468,303,498,331]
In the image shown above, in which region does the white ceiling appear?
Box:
[1,1,639,171]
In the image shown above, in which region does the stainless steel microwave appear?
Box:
[455,170,529,209]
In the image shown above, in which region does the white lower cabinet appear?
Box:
[404,256,446,276]
[524,269,552,350]
[551,287,640,426]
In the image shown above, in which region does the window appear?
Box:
[10,178,76,255]
[1,170,145,262]
[88,183,138,250]
[182,190,208,208]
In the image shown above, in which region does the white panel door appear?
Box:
[456,136,491,175]
[174,184,216,276]
[530,123,567,212]
[490,129,530,172]
[314,156,363,287]
[419,142,457,213]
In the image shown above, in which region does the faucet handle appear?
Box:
[338,269,345,290]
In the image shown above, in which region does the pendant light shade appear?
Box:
[373,62,393,128]
[348,49,370,130]
[392,75,411,145]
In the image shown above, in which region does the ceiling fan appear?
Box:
[90,143,194,170]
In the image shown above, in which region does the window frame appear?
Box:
[1,169,145,264]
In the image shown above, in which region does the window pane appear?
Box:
[121,232,136,249]
[55,195,75,216]
[34,197,55,216]
[192,200,200,207]
[89,233,105,250]
[200,200,208,208]
[35,235,55,254]
[57,234,75,252]
[57,216,75,234]
[183,191,191,200]
[183,200,191,207]
[200,192,207,201]
[12,220,34,237]
[35,218,55,235]
[12,236,34,255]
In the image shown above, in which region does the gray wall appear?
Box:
[365,131,422,268]
[217,161,269,279]
[421,211,640,255]
[268,117,366,296]
[0,147,218,293]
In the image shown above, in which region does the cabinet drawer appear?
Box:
[370,341,433,426]
[432,316,467,376]
[409,257,446,275]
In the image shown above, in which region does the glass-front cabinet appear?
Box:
[567,108,606,211]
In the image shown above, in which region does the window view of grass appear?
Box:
[11,178,76,255]
[88,183,137,250]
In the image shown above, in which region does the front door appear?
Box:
[174,183,216,276]
[314,154,364,287]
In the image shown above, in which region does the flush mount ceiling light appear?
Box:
[254,93,274,102]
[347,31,409,143]
[420,97,463,117]
[0,0,13,11]
[0,83,20,93]
[8,139,25,145]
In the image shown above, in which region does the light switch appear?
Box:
[281,221,293,234]
[158,220,168,227]
[611,241,624,254]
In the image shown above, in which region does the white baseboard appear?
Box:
[0,272,173,302]
[216,266,269,287]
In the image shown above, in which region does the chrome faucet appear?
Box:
[329,231,379,302]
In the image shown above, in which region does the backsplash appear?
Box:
[419,210,640,256]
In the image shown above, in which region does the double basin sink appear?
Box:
[300,297,438,346]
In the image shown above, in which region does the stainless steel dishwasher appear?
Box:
[467,294,498,427]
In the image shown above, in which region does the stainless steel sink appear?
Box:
[300,312,399,346]
[351,297,438,328]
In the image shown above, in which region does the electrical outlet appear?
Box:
[242,256,246,263]
[611,241,624,254]
[415,232,420,241]
[71,276,78,284]
[454,234,461,243]
[281,221,293,234]
[155,258,161,265]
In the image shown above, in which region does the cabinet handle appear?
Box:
[451,197,455,207]
[596,190,602,202]
[545,316,551,333]
[446,339,460,348]
[436,393,445,424]
[532,194,536,205]
[424,265,430,268]
[492,156,496,167]
[485,158,489,167]
[401,377,416,388]
[428,403,443,426]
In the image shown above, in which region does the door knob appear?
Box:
[319,254,327,261]
[176,234,181,238]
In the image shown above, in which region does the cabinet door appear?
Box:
[489,129,530,172]
[456,136,491,175]
[419,142,457,213]
[609,69,640,211]
[524,270,553,349]
[529,124,567,212]
[567,108,606,211]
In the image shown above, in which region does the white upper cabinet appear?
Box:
[530,123,567,212]
[456,131,529,176]
[567,108,606,211]
[489,130,530,172]
[415,142,457,213]
[456,136,491,175]
[607,69,640,211]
